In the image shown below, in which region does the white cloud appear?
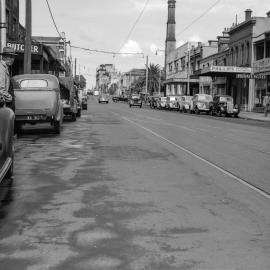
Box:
[189,35,202,43]
[119,40,143,57]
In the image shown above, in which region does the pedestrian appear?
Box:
[263,91,270,117]
[0,47,17,110]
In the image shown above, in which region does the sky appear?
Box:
[19,0,270,89]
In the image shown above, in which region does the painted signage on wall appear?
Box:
[202,66,252,74]
[254,58,270,73]
[236,74,266,79]
[6,42,43,55]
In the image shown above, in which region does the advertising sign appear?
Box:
[6,42,43,55]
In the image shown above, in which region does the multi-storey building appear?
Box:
[200,9,270,111]
[96,64,118,93]
[165,41,218,96]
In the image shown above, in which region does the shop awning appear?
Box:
[59,77,73,92]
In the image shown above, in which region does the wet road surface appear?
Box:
[0,97,269,270]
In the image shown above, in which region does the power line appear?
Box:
[71,45,144,57]
[118,0,151,53]
[45,0,62,37]
[178,0,222,35]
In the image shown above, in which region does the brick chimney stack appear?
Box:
[245,9,252,21]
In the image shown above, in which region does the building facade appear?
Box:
[200,9,270,111]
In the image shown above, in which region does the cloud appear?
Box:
[119,40,143,57]
[189,35,202,43]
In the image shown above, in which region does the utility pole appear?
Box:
[187,43,190,96]
[24,0,32,74]
[145,55,149,94]
[0,0,7,53]
[158,69,161,96]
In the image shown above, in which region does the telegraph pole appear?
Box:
[145,55,149,94]
[24,0,32,74]
[0,0,7,53]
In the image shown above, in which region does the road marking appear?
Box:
[123,116,270,200]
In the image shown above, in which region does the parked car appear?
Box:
[166,96,178,110]
[210,95,239,117]
[129,94,142,108]
[59,78,78,122]
[112,96,119,102]
[190,94,213,114]
[149,96,159,109]
[177,95,192,112]
[0,96,15,182]
[12,74,63,134]
[157,97,167,109]
[81,96,88,110]
[98,94,109,104]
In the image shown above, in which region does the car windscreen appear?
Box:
[184,96,192,101]
[132,95,140,99]
[160,97,167,101]
[219,96,233,102]
[198,95,213,101]
[20,79,48,89]
[169,97,176,101]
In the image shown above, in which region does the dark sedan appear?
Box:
[210,95,239,117]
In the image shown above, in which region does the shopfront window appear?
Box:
[255,79,267,107]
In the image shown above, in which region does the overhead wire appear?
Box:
[45,0,62,38]
[70,45,144,57]
[118,0,151,53]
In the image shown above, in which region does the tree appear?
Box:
[147,63,161,95]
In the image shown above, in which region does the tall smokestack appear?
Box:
[165,0,176,74]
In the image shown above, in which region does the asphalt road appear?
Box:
[0,97,269,270]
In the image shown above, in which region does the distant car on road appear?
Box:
[129,94,142,108]
[12,74,63,134]
[177,96,192,112]
[98,94,109,104]
[190,94,213,114]
[210,95,239,117]
[0,96,15,182]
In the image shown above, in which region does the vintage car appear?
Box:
[98,94,109,104]
[177,95,192,112]
[157,97,167,109]
[166,96,178,110]
[129,94,142,108]
[210,95,239,117]
[149,96,160,109]
[190,94,213,114]
[0,96,15,182]
[12,74,63,134]
[59,78,78,121]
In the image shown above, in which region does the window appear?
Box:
[266,40,270,58]
[241,44,244,65]
[256,42,264,60]
[235,46,239,65]
[246,42,250,63]
[20,79,48,88]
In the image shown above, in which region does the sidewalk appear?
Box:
[239,111,270,122]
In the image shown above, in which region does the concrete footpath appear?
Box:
[239,111,270,122]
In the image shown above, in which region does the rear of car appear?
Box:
[129,94,142,108]
[12,74,63,133]
[98,94,109,104]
